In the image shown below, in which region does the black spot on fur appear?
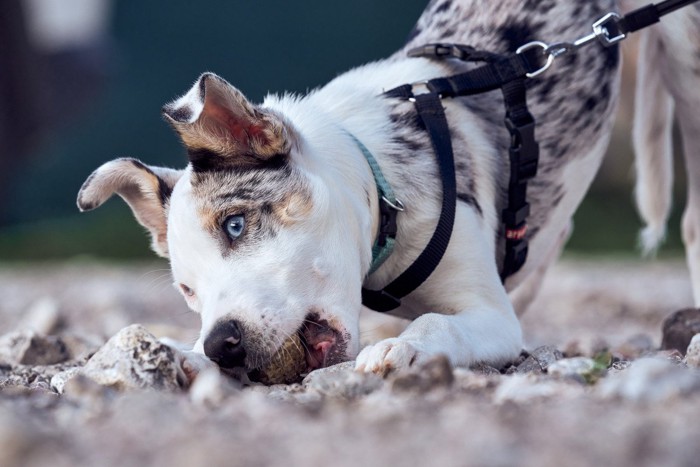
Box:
[434,0,452,14]
[393,135,425,152]
[457,193,483,215]
[188,148,287,174]
[497,21,543,52]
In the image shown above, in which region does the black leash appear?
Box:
[361,0,700,313]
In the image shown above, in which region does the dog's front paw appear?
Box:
[354,338,427,376]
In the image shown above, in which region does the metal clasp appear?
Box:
[516,11,626,79]
[516,41,555,78]
[592,12,626,46]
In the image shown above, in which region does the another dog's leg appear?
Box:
[632,28,675,256]
[678,104,700,305]
[509,221,572,316]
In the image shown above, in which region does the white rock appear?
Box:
[684,334,700,368]
[50,367,82,394]
[547,357,597,379]
[81,324,183,391]
[598,357,700,402]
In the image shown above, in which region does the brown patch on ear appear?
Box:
[162,73,294,172]
[76,158,184,257]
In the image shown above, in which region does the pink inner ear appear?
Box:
[203,99,268,148]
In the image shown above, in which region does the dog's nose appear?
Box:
[203,320,246,368]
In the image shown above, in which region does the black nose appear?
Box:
[203,320,246,368]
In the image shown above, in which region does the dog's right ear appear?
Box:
[77,158,184,257]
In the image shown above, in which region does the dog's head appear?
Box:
[77,73,373,378]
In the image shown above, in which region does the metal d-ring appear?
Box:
[516,41,555,78]
[382,196,405,212]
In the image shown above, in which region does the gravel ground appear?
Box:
[1,258,699,467]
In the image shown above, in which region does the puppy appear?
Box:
[77,0,700,378]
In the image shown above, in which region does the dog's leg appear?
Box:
[678,104,700,305]
[356,205,522,373]
[632,28,675,255]
[509,221,572,315]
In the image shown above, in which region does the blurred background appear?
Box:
[0,0,689,262]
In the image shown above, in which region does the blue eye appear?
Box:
[223,215,245,240]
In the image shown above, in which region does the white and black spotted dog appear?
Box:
[77,0,700,380]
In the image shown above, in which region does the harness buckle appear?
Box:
[408,81,443,102]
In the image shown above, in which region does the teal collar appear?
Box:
[348,133,403,276]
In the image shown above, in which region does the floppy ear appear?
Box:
[76,158,184,257]
[162,72,293,171]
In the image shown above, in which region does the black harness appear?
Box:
[362,0,700,313]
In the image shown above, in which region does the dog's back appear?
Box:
[389,0,621,285]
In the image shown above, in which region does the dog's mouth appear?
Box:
[245,313,346,385]
[300,316,340,372]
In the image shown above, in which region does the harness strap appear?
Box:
[361,92,457,312]
[618,0,699,33]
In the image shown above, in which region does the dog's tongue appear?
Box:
[302,321,336,371]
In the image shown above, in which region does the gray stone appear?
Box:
[598,357,700,402]
[684,334,700,368]
[661,308,700,355]
[81,324,184,391]
[613,333,655,359]
[303,361,383,399]
[0,330,70,366]
[516,346,563,374]
[390,355,454,393]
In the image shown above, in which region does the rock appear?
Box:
[661,308,700,355]
[516,346,563,374]
[547,357,598,382]
[0,361,82,390]
[50,367,82,394]
[684,334,700,368]
[470,363,501,376]
[613,334,655,359]
[190,368,240,407]
[80,324,184,391]
[0,330,70,366]
[19,298,62,335]
[390,355,454,393]
[303,361,383,398]
[598,357,700,402]
[493,374,583,404]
